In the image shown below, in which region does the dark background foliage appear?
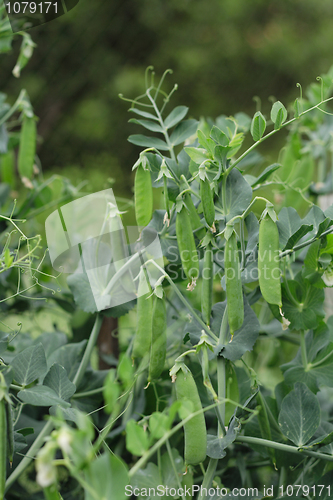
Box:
[2,0,333,195]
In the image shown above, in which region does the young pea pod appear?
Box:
[258,214,282,307]
[134,164,153,227]
[174,365,207,466]
[176,205,199,286]
[200,178,215,229]
[225,231,244,335]
[132,268,153,360]
[201,244,214,325]
[184,193,206,240]
[18,115,36,180]
[148,297,167,382]
[0,398,6,500]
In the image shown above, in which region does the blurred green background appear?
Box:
[2,0,333,198]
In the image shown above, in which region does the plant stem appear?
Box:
[279,225,333,258]
[230,96,333,173]
[73,314,103,388]
[197,459,218,500]
[166,440,186,500]
[300,330,308,368]
[5,418,54,492]
[235,435,333,462]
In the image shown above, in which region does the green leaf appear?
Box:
[43,363,76,400]
[169,119,198,146]
[276,207,313,250]
[281,325,333,391]
[210,125,229,146]
[228,132,244,157]
[149,412,170,439]
[225,167,253,220]
[11,343,47,386]
[128,118,163,133]
[126,419,149,456]
[282,273,325,331]
[247,163,281,187]
[84,453,129,500]
[184,146,210,164]
[164,105,189,129]
[278,382,320,446]
[197,128,216,156]
[270,101,287,129]
[67,272,98,313]
[131,462,160,499]
[250,111,266,141]
[128,134,169,151]
[212,299,260,361]
[206,417,240,459]
[47,340,86,382]
[18,385,70,407]
[234,112,252,132]
[128,108,159,121]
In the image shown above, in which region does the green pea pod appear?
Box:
[0,398,6,500]
[18,115,36,180]
[256,390,276,467]
[135,164,153,227]
[0,150,15,188]
[184,193,206,240]
[132,268,153,360]
[225,232,244,335]
[148,297,167,382]
[200,178,215,228]
[258,214,282,307]
[5,400,13,467]
[175,365,207,466]
[201,244,214,325]
[176,206,199,285]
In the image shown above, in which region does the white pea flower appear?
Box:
[36,461,57,488]
[322,266,333,287]
[57,427,73,455]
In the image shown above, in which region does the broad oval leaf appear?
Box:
[11,343,47,386]
[128,118,163,133]
[128,108,159,121]
[18,385,70,407]
[169,119,198,146]
[270,101,287,129]
[250,111,266,141]
[184,146,210,164]
[43,363,76,400]
[128,134,169,151]
[126,419,149,456]
[278,382,320,446]
[164,105,188,129]
[84,452,129,500]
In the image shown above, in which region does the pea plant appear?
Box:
[2,66,333,500]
